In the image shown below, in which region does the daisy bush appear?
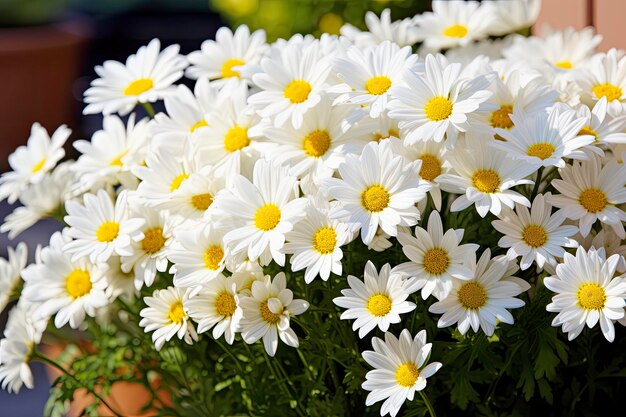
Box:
[2,1,626,416]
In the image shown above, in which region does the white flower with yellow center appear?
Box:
[413,1,495,51]
[492,194,579,271]
[21,231,109,329]
[333,262,416,338]
[438,140,534,217]
[139,286,198,351]
[0,243,27,314]
[214,160,307,266]
[186,273,245,344]
[249,40,332,128]
[0,123,69,204]
[388,54,493,145]
[487,0,541,35]
[239,272,309,357]
[493,105,593,169]
[104,256,137,301]
[394,210,478,300]
[186,25,268,87]
[121,207,176,289]
[549,155,626,238]
[574,97,626,148]
[283,198,350,284]
[168,223,235,291]
[332,41,417,118]
[361,329,442,417]
[576,49,626,115]
[83,39,187,116]
[63,190,145,263]
[544,246,626,342]
[429,249,527,336]
[577,225,626,273]
[340,8,420,48]
[324,140,430,245]
[72,114,149,190]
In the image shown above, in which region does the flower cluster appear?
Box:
[1,1,626,416]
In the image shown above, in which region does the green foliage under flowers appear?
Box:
[43,192,626,417]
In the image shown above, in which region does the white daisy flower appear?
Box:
[574,97,626,147]
[139,286,198,351]
[388,54,494,145]
[487,0,541,35]
[413,1,496,51]
[104,256,137,301]
[0,123,69,204]
[186,25,268,86]
[186,273,245,344]
[72,114,150,190]
[548,155,626,238]
[1,162,74,239]
[283,198,350,284]
[492,194,579,271]
[239,272,309,357]
[324,140,430,245]
[332,41,418,118]
[361,329,442,417]
[333,261,416,338]
[437,140,534,217]
[544,246,626,342]
[429,249,527,336]
[340,8,420,48]
[83,39,187,116]
[492,105,593,169]
[0,243,27,314]
[576,49,626,115]
[249,40,332,128]
[213,159,307,266]
[394,210,478,300]
[21,231,110,329]
[121,207,176,289]
[577,225,626,273]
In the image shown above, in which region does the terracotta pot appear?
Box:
[0,16,91,170]
[41,343,173,417]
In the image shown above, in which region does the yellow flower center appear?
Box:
[190,119,208,133]
[221,58,245,78]
[425,96,453,121]
[302,129,331,157]
[527,143,556,160]
[593,83,622,101]
[312,227,337,254]
[204,245,224,270]
[215,291,237,316]
[141,227,165,254]
[31,158,46,173]
[374,129,399,142]
[260,300,282,324]
[423,248,450,275]
[170,173,188,192]
[365,75,392,95]
[366,293,392,317]
[254,203,281,231]
[191,193,213,211]
[490,105,514,129]
[168,301,186,324]
[522,224,548,248]
[396,362,420,387]
[65,269,92,299]
[555,60,573,69]
[579,126,598,142]
[319,12,343,35]
[471,169,500,194]
[109,150,128,166]
[457,281,487,310]
[224,125,250,153]
[96,221,120,243]
[579,188,607,213]
[284,80,312,103]
[419,154,442,182]
[576,283,606,310]
[443,24,468,38]
[361,185,390,212]
[124,78,154,96]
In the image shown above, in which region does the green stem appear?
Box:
[263,352,306,417]
[419,390,438,417]
[530,166,544,200]
[32,351,123,417]
[141,102,156,118]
